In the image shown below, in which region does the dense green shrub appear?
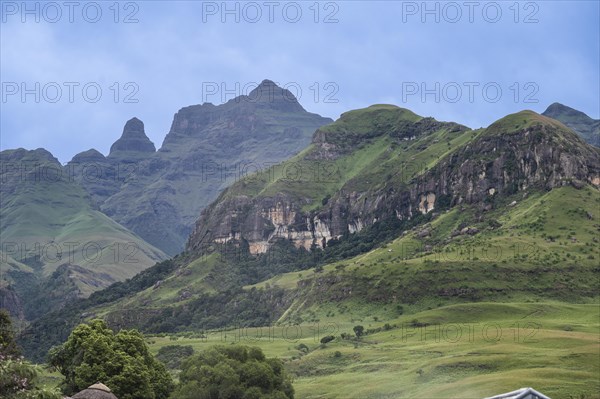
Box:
[353,325,364,338]
[320,335,335,344]
[171,345,294,399]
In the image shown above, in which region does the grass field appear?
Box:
[144,302,599,399]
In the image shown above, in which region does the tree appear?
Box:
[353,325,364,338]
[0,310,62,399]
[320,335,335,345]
[170,345,294,399]
[0,310,21,358]
[48,319,173,399]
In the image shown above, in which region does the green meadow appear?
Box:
[145,302,599,399]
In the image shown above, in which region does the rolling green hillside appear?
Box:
[89,184,599,332]
[99,185,599,398]
[218,105,470,202]
[249,185,599,316]
[0,148,167,320]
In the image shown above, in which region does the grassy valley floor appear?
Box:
[143,302,599,399]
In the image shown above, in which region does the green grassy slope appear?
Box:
[188,105,475,254]
[34,301,597,398]
[0,149,167,315]
[84,108,475,315]
[53,108,599,324]
[250,185,599,312]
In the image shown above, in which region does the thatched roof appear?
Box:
[72,383,118,399]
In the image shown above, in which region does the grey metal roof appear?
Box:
[483,387,551,399]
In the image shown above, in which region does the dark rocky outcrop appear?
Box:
[410,111,600,205]
[109,117,156,158]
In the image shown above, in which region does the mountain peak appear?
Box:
[243,79,305,112]
[259,78,277,86]
[542,102,594,122]
[69,148,106,164]
[124,116,144,132]
[542,103,599,147]
[109,117,156,158]
[545,102,570,113]
[250,79,279,94]
[485,110,568,136]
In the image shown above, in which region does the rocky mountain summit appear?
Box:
[1,80,332,320]
[109,117,157,158]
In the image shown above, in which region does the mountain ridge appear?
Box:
[1,80,334,321]
[7,98,600,399]
[542,102,600,146]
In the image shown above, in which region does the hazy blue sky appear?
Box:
[1,0,599,163]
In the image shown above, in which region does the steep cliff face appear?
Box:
[188,108,600,255]
[187,105,451,253]
[411,111,600,206]
[192,193,347,254]
[161,80,306,150]
[20,105,600,361]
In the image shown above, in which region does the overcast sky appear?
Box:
[1,0,599,163]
